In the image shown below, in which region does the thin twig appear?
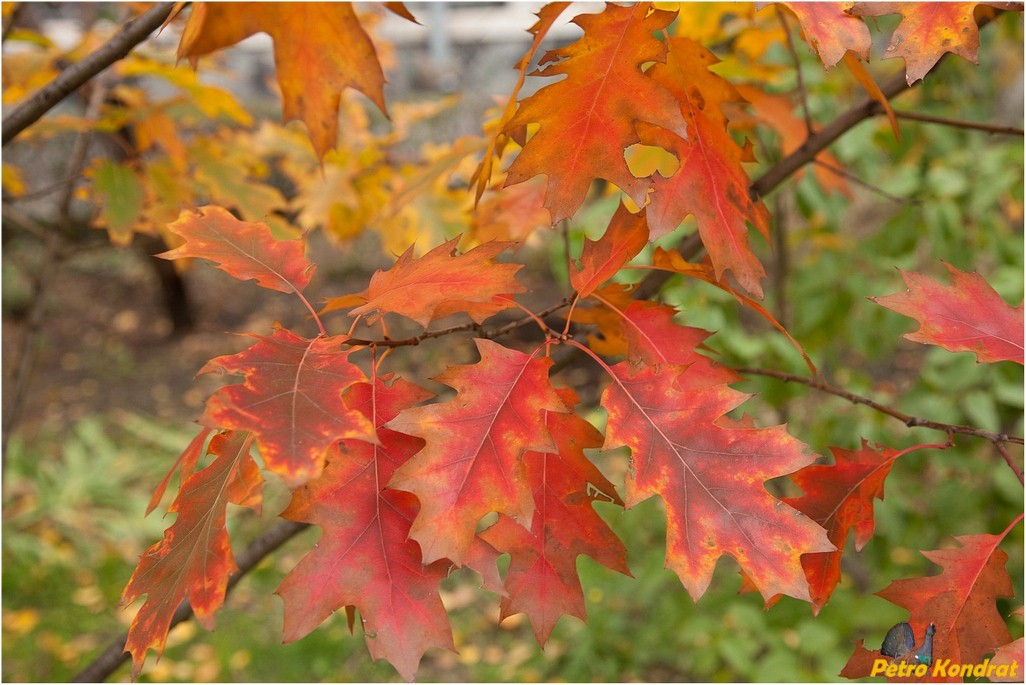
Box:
[70,520,311,683]
[885,107,1024,136]
[734,366,1025,448]
[2,2,175,146]
[776,7,814,135]
[993,441,1025,485]
[812,158,920,205]
[344,298,574,348]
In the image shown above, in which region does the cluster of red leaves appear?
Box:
[120,2,1023,681]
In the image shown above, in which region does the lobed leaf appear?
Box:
[122,431,263,677]
[842,532,1017,678]
[387,339,567,565]
[601,361,834,602]
[159,206,315,295]
[504,2,687,224]
[871,263,1024,365]
[340,237,526,328]
[178,2,389,160]
[277,378,454,681]
[200,326,375,487]
[480,394,630,644]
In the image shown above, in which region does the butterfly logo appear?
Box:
[881,622,936,666]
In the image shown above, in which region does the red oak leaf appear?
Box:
[146,427,214,516]
[387,339,567,565]
[870,263,1024,365]
[842,532,1017,680]
[570,203,649,299]
[504,2,688,224]
[178,3,389,160]
[341,237,526,328]
[123,431,263,677]
[159,206,315,295]
[479,394,630,644]
[600,361,834,601]
[784,440,938,614]
[773,2,871,67]
[276,378,454,681]
[640,38,772,297]
[200,326,375,487]
[471,2,571,202]
[581,289,739,388]
[848,3,993,84]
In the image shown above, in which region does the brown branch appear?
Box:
[1,2,175,146]
[344,298,574,348]
[70,520,311,683]
[734,366,1026,449]
[994,441,1025,485]
[885,107,1024,136]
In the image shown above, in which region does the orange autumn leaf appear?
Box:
[784,440,940,614]
[773,2,871,68]
[178,2,390,160]
[570,202,649,298]
[159,206,315,295]
[870,262,1025,365]
[842,531,1018,679]
[479,392,630,645]
[848,2,997,84]
[341,237,526,328]
[277,378,454,681]
[503,2,687,224]
[386,339,567,565]
[640,37,772,297]
[600,360,834,602]
[200,326,375,487]
[122,431,263,677]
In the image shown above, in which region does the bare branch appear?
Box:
[885,107,1025,136]
[70,520,311,683]
[2,2,176,146]
[734,366,1025,448]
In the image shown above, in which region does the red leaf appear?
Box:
[570,203,649,299]
[200,326,375,487]
[774,2,872,68]
[146,427,213,516]
[990,637,1025,682]
[842,532,1018,679]
[600,361,834,601]
[504,2,687,224]
[122,431,263,677]
[641,37,772,297]
[387,339,567,565]
[159,206,315,295]
[784,440,936,613]
[471,2,571,202]
[848,2,989,84]
[277,378,454,681]
[479,395,630,644]
[342,237,526,328]
[870,263,1024,365]
[178,3,386,160]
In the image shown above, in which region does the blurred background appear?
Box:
[2,3,1023,681]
